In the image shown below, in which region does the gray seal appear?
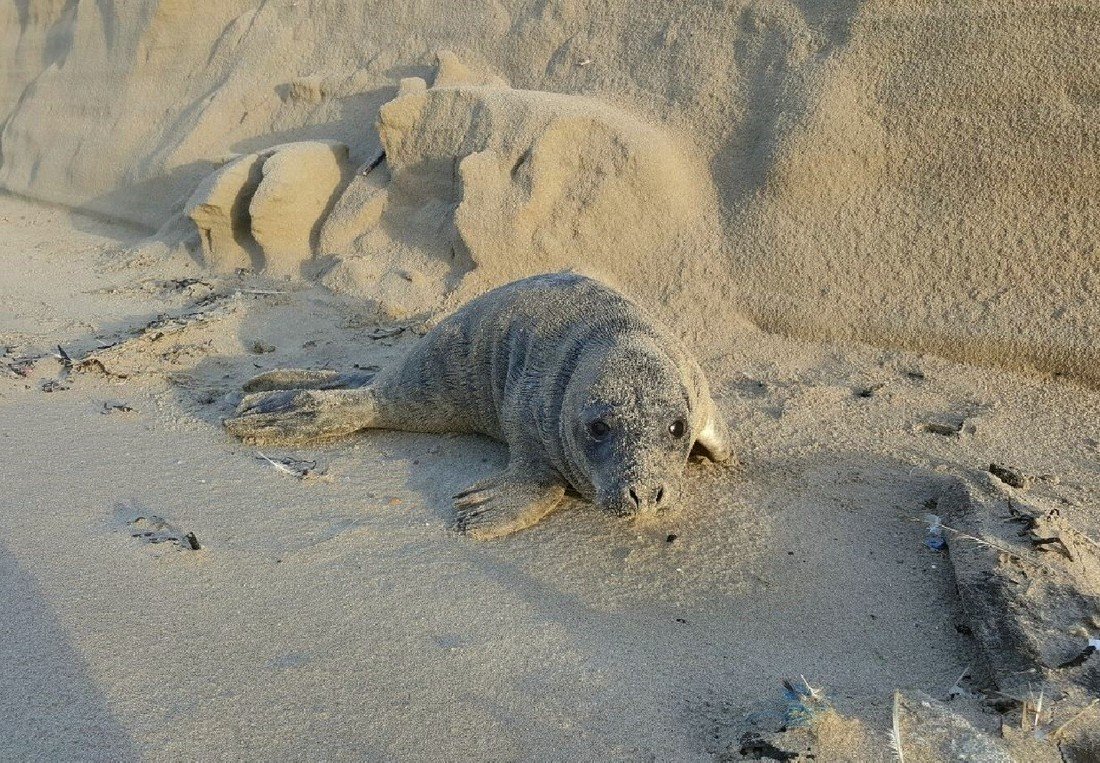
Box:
[225,273,731,539]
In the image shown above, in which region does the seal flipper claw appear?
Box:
[224,387,377,443]
[453,467,566,540]
[243,368,376,393]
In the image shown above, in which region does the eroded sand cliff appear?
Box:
[2,1,1098,382]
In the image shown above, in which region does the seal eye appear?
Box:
[588,420,611,441]
[668,420,686,438]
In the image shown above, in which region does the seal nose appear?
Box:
[623,483,667,514]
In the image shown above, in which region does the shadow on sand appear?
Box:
[0,539,136,760]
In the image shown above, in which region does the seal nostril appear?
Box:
[655,486,665,504]
[628,488,641,508]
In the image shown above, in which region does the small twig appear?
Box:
[369,326,406,340]
[913,516,1063,575]
[256,451,303,477]
[986,688,1027,704]
[56,345,73,369]
[357,149,386,176]
[255,452,324,481]
[941,522,1063,574]
[235,288,288,296]
[1021,684,1033,730]
[1033,686,1044,732]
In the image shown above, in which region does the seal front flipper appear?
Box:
[224,387,378,443]
[453,463,567,540]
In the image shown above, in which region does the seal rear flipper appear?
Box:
[453,466,567,540]
[224,387,379,443]
[242,368,377,393]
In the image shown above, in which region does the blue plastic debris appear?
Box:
[923,513,947,551]
[782,677,829,727]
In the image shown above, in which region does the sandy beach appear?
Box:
[2,2,1099,759]
[1,195,1097,759]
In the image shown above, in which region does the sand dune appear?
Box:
[3,1,1099,381]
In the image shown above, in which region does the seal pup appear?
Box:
[225,273,731,539]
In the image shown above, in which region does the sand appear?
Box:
[2,1,1100,759]
[1,195,1098,759]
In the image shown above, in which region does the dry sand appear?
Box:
[2,194,1098,759]
[2,1,1100,760]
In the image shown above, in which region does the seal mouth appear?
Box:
[598,481,674,518]
[603,504,673,522]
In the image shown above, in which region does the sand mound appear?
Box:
[186,140,352,277]
[175,55,717,321]
[324,63,715,317]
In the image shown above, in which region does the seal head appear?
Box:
[559,334,716,518]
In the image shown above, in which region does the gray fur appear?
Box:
[225,273,732,539]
